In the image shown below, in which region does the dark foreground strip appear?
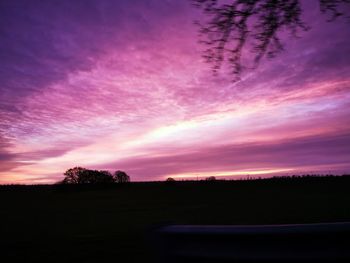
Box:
[154,222,350,262]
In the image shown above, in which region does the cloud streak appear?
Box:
[100,132,350,180]
[0,0,350,183]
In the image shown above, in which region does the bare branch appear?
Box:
[193,0,350,80]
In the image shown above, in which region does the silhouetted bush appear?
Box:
[114,170,130,183]
[61,167,130,184]
[205,176,216,181]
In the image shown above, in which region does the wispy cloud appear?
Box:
[0,0,349,183]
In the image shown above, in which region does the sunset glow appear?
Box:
[1,0,350,184]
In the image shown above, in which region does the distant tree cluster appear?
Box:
[165,176,219,182]
[164,176,219,182]
[61,167,130,184]
[205,176,217,181]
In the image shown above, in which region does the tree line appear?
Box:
[60,167,130,184]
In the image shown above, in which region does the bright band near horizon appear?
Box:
[0,1,350,184]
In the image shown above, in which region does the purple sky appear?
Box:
[1,0,350,184]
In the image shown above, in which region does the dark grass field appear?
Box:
[1,176,350,262]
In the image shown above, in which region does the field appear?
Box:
[1,176,350,262]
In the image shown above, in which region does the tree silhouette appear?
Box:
[62,167,86,184]
[206,176,217,181]
[90,170,115,184]
[193,0,350,79]
[62,167,116,184]
[166,177,176,182]
[114,170,130,183]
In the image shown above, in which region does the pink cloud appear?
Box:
[0,0,350,183]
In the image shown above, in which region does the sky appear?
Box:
[1,0,350,184]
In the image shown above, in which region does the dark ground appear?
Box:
[1,176,349,262]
